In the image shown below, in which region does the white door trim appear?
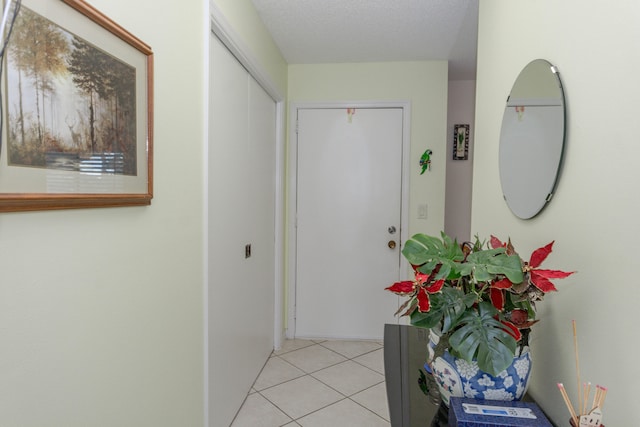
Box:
[209,2,284,102]
[287,101,411,339]
[207,4,286,426]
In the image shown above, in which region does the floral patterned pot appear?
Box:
[430,347,532,406]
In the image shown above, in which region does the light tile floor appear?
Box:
[230,339,390,427]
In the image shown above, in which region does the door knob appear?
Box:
[388,240,397,249]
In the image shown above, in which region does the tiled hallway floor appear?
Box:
[230,339,390,427]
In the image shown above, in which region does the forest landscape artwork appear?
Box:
[6,5,137,176]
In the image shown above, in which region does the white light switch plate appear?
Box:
[418,204,428,219]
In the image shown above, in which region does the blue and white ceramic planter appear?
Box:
[430,347,532,406]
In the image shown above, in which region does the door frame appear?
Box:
[287,101,412,339]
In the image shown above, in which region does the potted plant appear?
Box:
[386,232,574,402]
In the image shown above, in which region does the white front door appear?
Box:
[294,107,405,340]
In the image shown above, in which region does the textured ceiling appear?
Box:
[250,0,478,80]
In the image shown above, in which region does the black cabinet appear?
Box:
[384,324,444,426]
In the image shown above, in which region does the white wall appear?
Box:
[445,80,476,242]
[473,1,640,425]
[288,61,449,239]
[0,0,207,425]
[211,0,288,97]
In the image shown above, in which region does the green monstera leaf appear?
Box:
[402,232,524,285]
[448,302,518,376]
[411,287,476,333]
[463,248,524,284]
[402,233,465,280]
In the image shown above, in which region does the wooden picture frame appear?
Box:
[0,0,153,212]
[453,124,469,161]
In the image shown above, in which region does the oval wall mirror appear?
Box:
[498,59,566,219]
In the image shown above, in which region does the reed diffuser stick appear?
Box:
[572,320,582,415]
[597,385,608,409]
[591,386,601,412]
[582,382,590,416]
[558,383,579,425]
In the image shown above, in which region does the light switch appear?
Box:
[418,204,428,219]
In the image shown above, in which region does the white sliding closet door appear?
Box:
[207,35,276,427]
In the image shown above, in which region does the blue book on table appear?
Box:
[448,397,554,427]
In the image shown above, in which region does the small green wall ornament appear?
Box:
[419,149,432,175]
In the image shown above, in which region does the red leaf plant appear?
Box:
[386,269,444,314]
[385,232,575,376]
[490,237,575,321]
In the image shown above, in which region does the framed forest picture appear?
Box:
[0,0,153,212]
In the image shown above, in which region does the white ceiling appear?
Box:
[250,0,479,80]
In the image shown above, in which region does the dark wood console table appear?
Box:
[384,323,445,426]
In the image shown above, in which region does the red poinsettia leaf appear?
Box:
[509,309,528,325]
[531,269,575,279]
[411,264,424,273]
[416,288,431,312]
[415,272,430,285]
[514,319,539,329]
[490,235,505,249]
[401,301,418,317]
[500,320,522,341]
[490,236,518,255]
[385,281,415,295]
[529,241,554,268]
[492,278,513,290]
[394,298,412,316]
[490,288,505,311]
[424,278,445,293]
[529,272,558,293]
